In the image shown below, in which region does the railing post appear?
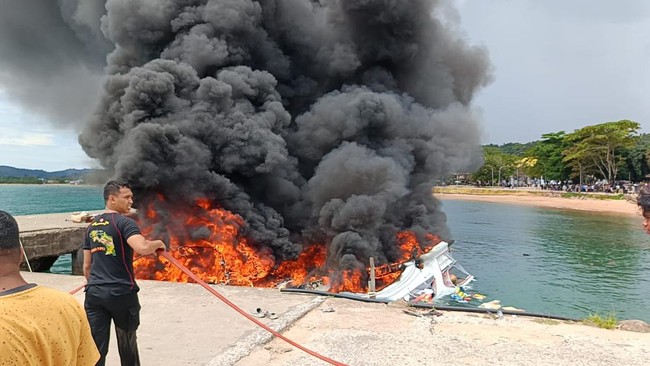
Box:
[368,257,376,299]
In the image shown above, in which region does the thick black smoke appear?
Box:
[7,0,493,271]
[0,0,110,127]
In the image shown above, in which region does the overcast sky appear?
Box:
[0,90,97,171]
[456,0,650,144]
[1,0,649,171]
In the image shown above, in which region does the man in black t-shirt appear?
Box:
[83,180,166,366]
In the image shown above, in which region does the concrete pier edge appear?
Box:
[207,296,327,366]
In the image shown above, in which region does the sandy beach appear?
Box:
[434,189,639,217]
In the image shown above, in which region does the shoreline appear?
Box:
[434,190,639,217]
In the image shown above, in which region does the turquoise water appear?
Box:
[0,184,103,277]
[3,184,649,321]
[440,199,650,322]
[0,184,104,216]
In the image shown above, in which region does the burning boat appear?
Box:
[133,199,472,303]
[353,240,473,302]
[281,239,475,303]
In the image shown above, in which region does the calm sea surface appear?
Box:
[2,185,648,321]
[440,199,650,322]
[0,184,104,216]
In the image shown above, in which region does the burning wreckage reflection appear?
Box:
[132,201,473,304]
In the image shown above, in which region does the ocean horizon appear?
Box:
[0,184,104,216]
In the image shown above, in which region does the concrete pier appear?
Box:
[15,212,94,274]
[20,272,650,366]
[21,272,322,366]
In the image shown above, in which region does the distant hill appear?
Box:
[0,165,100,180]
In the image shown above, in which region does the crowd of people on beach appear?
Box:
[480,177,640,195]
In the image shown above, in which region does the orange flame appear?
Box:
[133,197,442,293]
[329,269,365,293]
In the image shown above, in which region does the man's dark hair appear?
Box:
[0,210,20,252]
[637,185,650,216]
[103,180,131,203]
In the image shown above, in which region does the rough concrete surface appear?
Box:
[15,212,92,232]
[235,298,650,366]
[21,272,318,366]
[20,272,650,366]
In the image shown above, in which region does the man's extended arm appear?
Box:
[126,235,166,255]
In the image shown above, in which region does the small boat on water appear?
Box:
[345,241,474,302]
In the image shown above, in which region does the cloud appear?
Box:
[0,129,55,146]
[0,90,86,169]
[0,92,57,146]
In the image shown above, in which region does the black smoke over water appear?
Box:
[74,0,491,272]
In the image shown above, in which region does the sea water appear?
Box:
[0,184,104,278]
[0,184,104,216]
[441,199,650,322]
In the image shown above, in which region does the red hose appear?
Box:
[157,250,347,366]
[69,283,85,295]
[70,255,147,295]
[68,251,345,365]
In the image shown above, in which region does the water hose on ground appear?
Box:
[156,250,347,366]
[280,287,580,322]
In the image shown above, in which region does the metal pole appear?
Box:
[579,162,583,192]
[368,257,376,299]
[486,165,494,186]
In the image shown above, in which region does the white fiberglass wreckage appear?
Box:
[347,241,473,302]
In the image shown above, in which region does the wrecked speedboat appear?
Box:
[344,241,473,302]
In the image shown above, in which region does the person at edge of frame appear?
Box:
[0,210,99,365]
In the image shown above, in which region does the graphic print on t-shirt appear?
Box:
[89,230,116,256]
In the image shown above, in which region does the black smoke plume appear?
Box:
[6,0,493,272]
[0,0,109,127]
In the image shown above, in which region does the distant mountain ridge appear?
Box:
[0,165,96,179]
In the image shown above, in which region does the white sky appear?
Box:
[0,0,649,170]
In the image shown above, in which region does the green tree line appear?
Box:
[0,177,72,184]
[473,120,649,184]
[0,177,45,184]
